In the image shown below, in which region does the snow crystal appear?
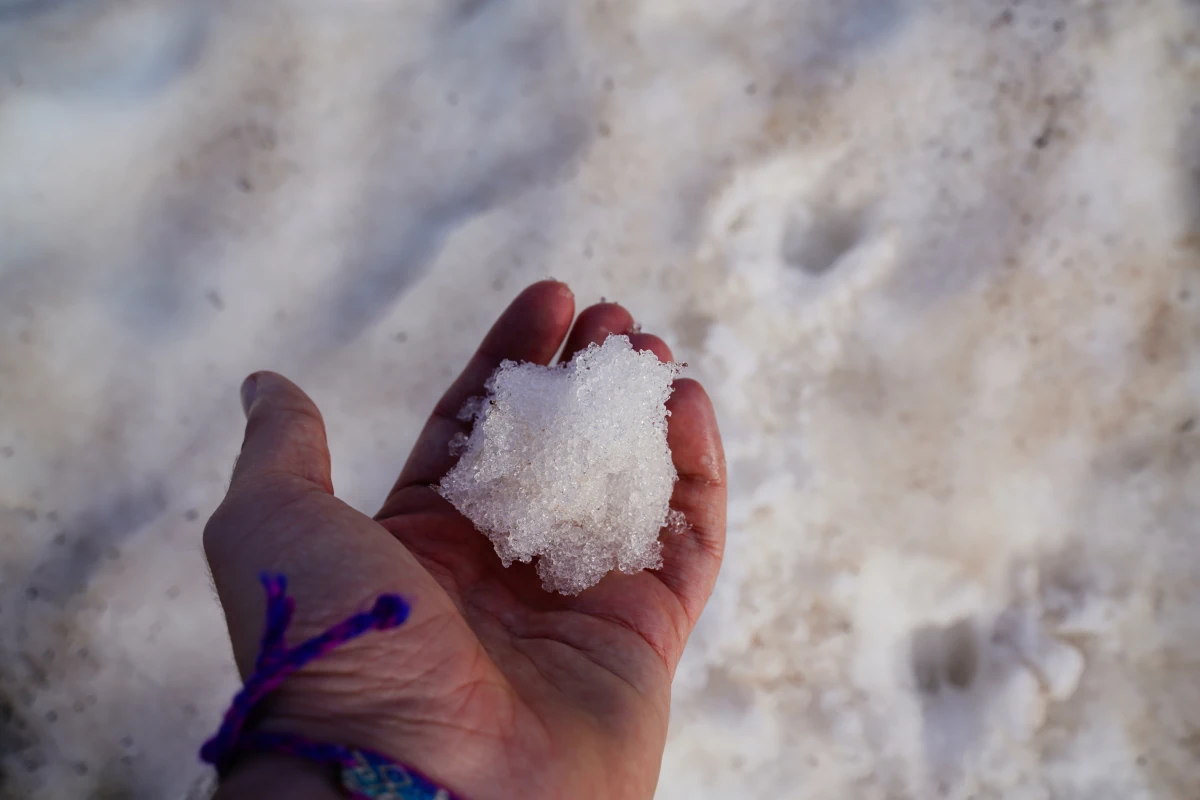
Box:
[438,335,682,594]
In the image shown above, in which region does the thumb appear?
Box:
[206,372,336,674]
[230,371,333,494]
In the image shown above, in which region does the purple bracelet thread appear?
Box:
[200,573,464,799]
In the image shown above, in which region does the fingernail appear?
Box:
[239,374,258,417]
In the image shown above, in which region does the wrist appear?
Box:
[253,707,466,793]
[227,709,473,799]
[203,574,466,798]
[213,752,342,800]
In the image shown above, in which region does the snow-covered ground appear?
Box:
[1,0,1198,796]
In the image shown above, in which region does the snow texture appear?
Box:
[2,0,1200,798]
[438,335,681,595]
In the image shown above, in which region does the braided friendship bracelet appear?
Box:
[200,574,465,799]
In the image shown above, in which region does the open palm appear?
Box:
[204,282,726,800]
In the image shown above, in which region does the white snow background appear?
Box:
[1,0,1199,797]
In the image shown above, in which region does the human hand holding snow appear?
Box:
[204,281,727,799]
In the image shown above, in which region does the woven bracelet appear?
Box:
[200,574,465,799]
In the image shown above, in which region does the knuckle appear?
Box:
[201,501,238,568]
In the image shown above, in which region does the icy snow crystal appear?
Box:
[438,335,682,594]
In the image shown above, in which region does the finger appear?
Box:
[208,370,458,640]
[206,372,340,664]
[627,332,673,363]
[558,302,634,362]
[230,371,333,494]
[380,281,575,510]
[654,379,726,625]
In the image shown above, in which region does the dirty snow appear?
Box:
[1,0,1198,797]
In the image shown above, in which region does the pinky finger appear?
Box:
[655,378,726,624]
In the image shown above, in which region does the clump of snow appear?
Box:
[438,335,682,595]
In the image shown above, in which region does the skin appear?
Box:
[205,281,727,799]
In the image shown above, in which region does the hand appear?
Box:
[204,281,727,800]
